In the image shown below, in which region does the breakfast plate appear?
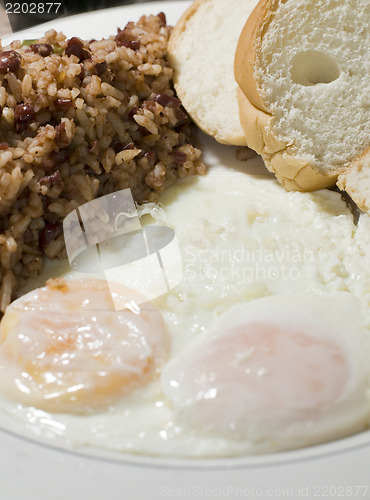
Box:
[1,2,370,499]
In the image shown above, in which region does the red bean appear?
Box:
[14,103,35,132]
[116,27,140,50]
[65,37,91,62]
[94,61,108,75]
[138,125,151,137]
[157,12,167,26]
[55,122,70,149]
[118,38,140,50]
[128,105,139,119]
[154,93,181,108]
[112,140,136,153]
[111,138,123,153]
[79,64,85,81]
[174,107,189,126]
[144,150,158,168]
[54,98,73,111]
[39,223,63,252]
[39,169,62,187]
[29,44,53,57]
[171,151,187,165]
[0,50,21,73]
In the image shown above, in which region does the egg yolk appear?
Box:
[161,321,350,436]
[0,279,169,414]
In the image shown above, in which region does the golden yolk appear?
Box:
[0,279,169,414]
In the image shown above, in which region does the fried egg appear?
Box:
[0,157,370,458]
[0,279,169,414]
[161,292,370,452]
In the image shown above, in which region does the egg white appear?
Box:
[0,156,370,458]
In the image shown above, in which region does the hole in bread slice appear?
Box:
[290,50,340,86]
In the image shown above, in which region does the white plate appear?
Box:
[1,2,370,499]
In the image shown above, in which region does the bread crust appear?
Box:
[234,0,273,112]
[337,149,370,213]
[169,0,248,146]
[234,0,337,191]
[237,87,337,190]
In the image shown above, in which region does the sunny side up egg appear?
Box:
[161,292,370,453]
[0,279,169,414]
[0,164,370,457]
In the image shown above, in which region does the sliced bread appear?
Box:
[169,0,259,146]
[234,0,370,196]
